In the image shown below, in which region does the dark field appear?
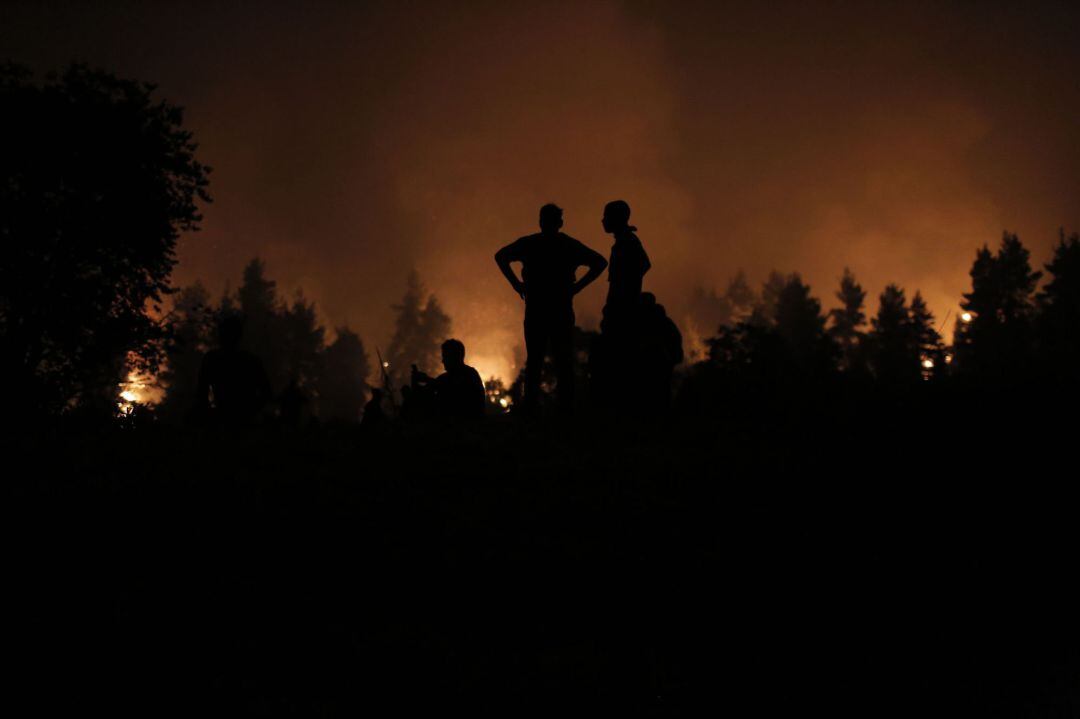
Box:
[8,391,1079,712]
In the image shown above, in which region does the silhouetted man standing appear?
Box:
[496,204,608,412]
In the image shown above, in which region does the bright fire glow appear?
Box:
[116,369,162,417]
[960,311,973,323]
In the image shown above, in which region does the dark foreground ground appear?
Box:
[7,388,1079,713]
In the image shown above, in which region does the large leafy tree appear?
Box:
[0,63,210,416]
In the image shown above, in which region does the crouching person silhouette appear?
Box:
[196,314,272,426]
[496,204,607,414]
[409,339,486,420]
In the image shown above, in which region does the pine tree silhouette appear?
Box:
[954,232,1041,380]
[386,270,452,386]
[1037,230,1080,384]
[908,291,944,381]
[318,327,371,422]
[869,284,918,385]
[828,268,868,373]
[158,282,215,420]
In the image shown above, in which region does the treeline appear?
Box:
[157,259,365,423]
[158,262,453,424]
[678,230,1080,412]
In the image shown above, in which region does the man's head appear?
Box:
[539,203,564,234]
[217,314,245,350]
[602,199,633,234]
[441,338,466,370]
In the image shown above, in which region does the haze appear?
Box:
[4,0,1078,381]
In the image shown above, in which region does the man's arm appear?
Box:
[495,241,527,299]
[572,244,609,295]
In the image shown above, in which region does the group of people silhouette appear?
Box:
[496,200,681,414]
[196,200,683,424]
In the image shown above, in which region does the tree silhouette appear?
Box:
[774,273,833,371]
[684,271,757,363]
[749,270,788,326]
[868,284,919,385]
[158,282,215,420]
[229,258,326,397]
[0,63,210,417]
[954,233,1041,380]
[318,327,370,422]
[724,270,757,323]
[235,258,281,381]
[908,291,944,381]
[280,292,326,394]
[386,271,452,385]
[1037,230,1080,384]
[687,284,732,339]
[828,268,868,373]
[706,273,832,385]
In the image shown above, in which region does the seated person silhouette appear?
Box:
[495,203,608,413]
[196,314,272,425]
[409,339,485,419]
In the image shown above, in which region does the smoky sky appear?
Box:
[4,0,1078,380]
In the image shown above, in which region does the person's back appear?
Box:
[509,232,599,311]
[411,339,486,420]
[433,363,485,419]
[495,204,607,413]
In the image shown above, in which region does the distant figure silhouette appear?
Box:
[409,339,486,419]
[196,315,272,425]
[639,292,684,411]
[361,388,388,428]
[601,200,651,336]
[496,204,608,412]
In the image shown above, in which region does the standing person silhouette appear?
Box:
[600,200,651,336]
[596,200,651,407]
[496,204,608,413]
